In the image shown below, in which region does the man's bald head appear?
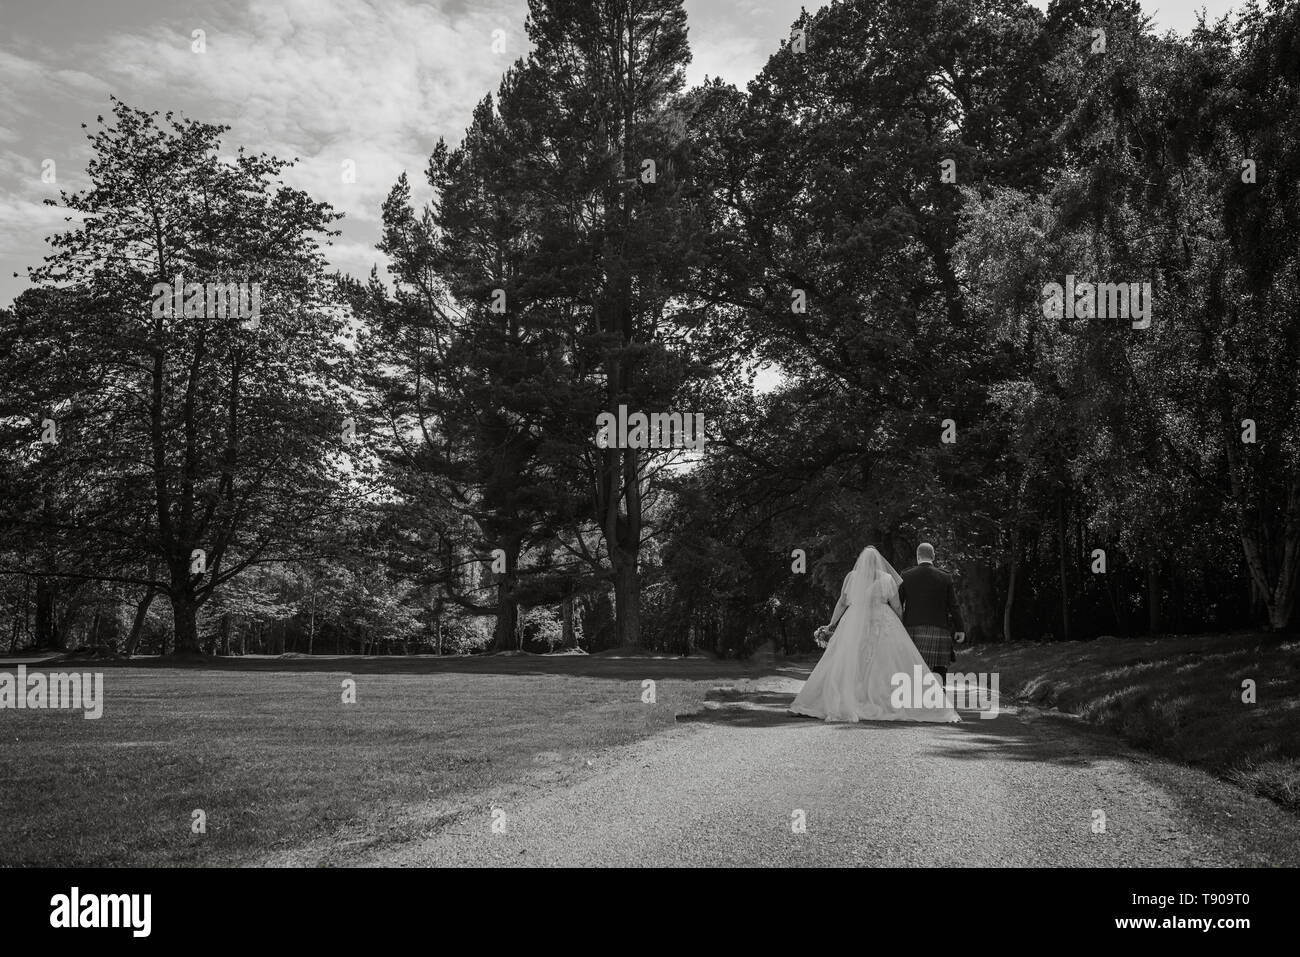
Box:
[917,542,935,564]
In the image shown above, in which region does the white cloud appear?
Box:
[0,0,531,304]
[0,195,85,259]
[95,0,526,224]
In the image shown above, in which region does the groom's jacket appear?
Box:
[898,563,964,633]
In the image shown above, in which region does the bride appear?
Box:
[789,546,959,723]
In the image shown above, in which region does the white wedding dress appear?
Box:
[789,547,960,723]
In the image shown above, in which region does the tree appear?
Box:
[0,100,355,653]
[512,0,709,646]
[667,0,1066,644]
[362,0,715,649]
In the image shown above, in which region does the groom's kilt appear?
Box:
[907,625,955,669]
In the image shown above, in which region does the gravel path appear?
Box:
[364,674,1300,867]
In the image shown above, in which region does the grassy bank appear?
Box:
[0,654,748,866]
[963,632,1300,811]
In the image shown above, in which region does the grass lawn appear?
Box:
[0,654,752,866]
[962,632,1300,812]
[7,635,1295,866]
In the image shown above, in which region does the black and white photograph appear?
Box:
[0,0,1295,932]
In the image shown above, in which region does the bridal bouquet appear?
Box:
[813,625,832,648]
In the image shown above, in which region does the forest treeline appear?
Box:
[2,0,1298,657]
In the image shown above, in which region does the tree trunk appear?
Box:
[1003,530,1019,644]
[493,587,519,651]
[10,582,23,653]
[1240,526,1299,632]
[124,583,158,656]
[613,551,641,647]
[561,595,576,649]
[1056,493,1071,642]
[613,444,644,648]
[220,614,231,656]
[57,588,86,652]
[170,593,202,655]
[1226,419,1300,632]
[1106,572,1124,635]
[1269,593,1296,631]
[34,577,59,651]
[491,544,521,651]
[596,396,644,649]
[14,576,31,653]
[1147,559,1162,635]
[307,587,316,656]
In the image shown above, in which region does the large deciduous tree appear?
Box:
[0,100,354,654]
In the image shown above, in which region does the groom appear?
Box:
[899,542,965,687]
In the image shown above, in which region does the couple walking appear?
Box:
[789,543,965,723]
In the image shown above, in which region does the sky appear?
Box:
[0,0,1245,309]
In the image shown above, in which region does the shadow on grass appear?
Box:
[963,631,1300,811]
